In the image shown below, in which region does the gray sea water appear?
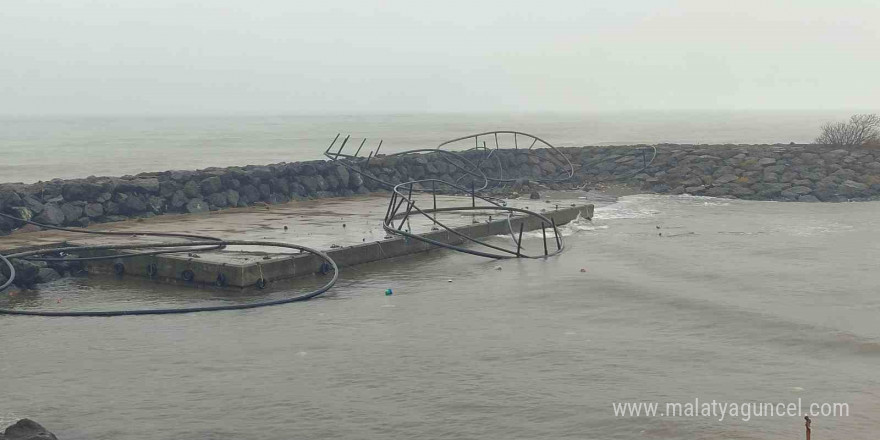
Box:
[2,112,879,439]
[0,110,859,184]
[2,194,879,439]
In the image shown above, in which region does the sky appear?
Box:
[1,0,879,116]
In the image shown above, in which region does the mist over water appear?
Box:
[0,110,858,184]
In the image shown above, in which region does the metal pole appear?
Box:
[494,132,499,150]
[374,140,383,156]
[325,133,340,155]
[516,223,524,257]
[354,138,367,157]
[542,222,548,256]
[397,202,413,230]
[336,135,350,158]
[432,181,437,224]
[471,182,475,208]
[551,218,561,250]
[384,192,397,222]
[514,133,518,149]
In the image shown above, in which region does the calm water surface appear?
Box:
[2,194,879,439]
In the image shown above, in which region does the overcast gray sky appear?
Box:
[2,0,878,116]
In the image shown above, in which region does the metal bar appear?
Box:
[374,139,383,156]
[514,133,518,149]
[516,223,524,257]
[542,222,548,256]
[336,135,350,158]
[471,182,476,208]
[528,138,538,150]
[354,138,367,157]
[494,132,499,150]
[432,181,437,224]
[384,191,397,222]
[325,133,341,155]
[551,218,561,250]
[388,195,406,220]
[397,202,413,230]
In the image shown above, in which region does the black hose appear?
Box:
[0,239,338,317]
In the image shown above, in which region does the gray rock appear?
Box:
[258,183,271,199]
[103,201,120,215]
[529,190,541,199]
[60,203,84,224]
[120,194,147,214]
[757,157,777,166]
[788,185,813,195]
[239,185,260,204]
[714,174,738,184]
[117,178,160,194]
[36,267,62,283]
[96,192,112,203]
[349,171,364,189]
[170,190,188,209]
[21,195,44,215]
[226,189,240,207]
[6,206,34,223]
[200,176,224,194]
[10,259,41,287]
[335,165,350,187]
[842,180,868,191]
[84,203,104,218]
[147,195,165,214]
[159,180,180,198]
[35,203,65,226]
[0,188,23,211]
[2,419,58,440]
[183,180,201,198]
[185,198,209,214]
[798,195,821,202]
[207,192,228,208]
[0,214,16,233]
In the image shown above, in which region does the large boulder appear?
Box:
[185,198,209,214]
[335,165,350,187]
[239,185,260,204]
[35,203,65,226]
[226,189,240,207]
[60,203,84,224]
[182,180,201,198]
[118,193,147,214]
[21,195,44,215]
[0,188,23,212]
[1,419,58,440]
[36,267,62,283]
[207,192,228,208]
[116,178,160,194]
[84,203,104,218]
[170,190,188,210]
[200,176,224,194]
[61,181,103,201]
[10,259,41,287]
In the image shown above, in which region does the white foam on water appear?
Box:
[595,196,661,220]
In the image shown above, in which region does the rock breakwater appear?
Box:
[2,143,879,236]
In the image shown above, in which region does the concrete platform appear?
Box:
[1,194,593,289]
